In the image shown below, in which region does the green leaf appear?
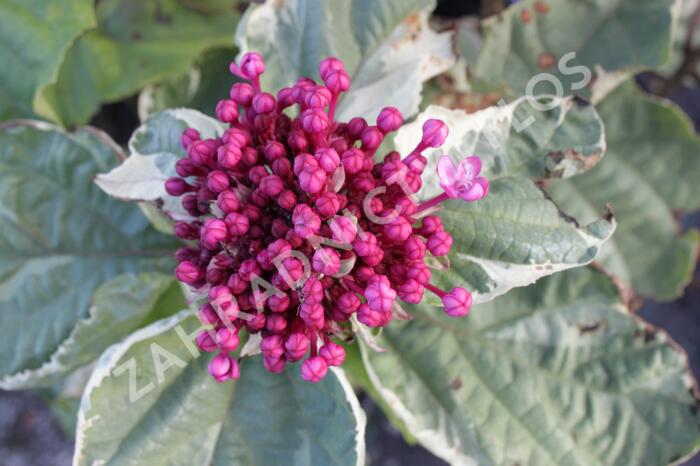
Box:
[0,0,95,120]
[34,0,242,126]
[0,121,178,388]
[548,81,700,300]
[95,109,225,225]
[74,312,366,466]
[393,101,613,303]
[361,267,700,466]
[235,0,455,121]
[138,47,239,120]
[469,0,676,96]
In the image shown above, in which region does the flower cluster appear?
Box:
[166,53,489,383]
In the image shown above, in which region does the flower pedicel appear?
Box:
[166,52,489,383]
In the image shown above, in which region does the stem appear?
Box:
[415,192,450,214]
[328,93,339,122]
[425,282,445,298]
[252,76,261,94]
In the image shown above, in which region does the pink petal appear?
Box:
[437,156,459,197]
[458,156,482,181]
[460,177,489,202]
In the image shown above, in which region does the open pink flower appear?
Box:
[437,156,489,202]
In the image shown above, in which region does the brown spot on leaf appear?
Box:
[535,1,551,14]
[520,9,531,23]
[634,327,657,343]
[451,377,463,390]
[538,52,556,69]
[578,321,602,335]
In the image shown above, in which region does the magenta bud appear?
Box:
[272,157,292,178]
[266,313,288,333]
[347,117,367,138]
[277,87,295,108]
[261,334,284,358]
[315,192,341,217]
[252,92,276,114]
[341,148,364,174]
[292,204,321,239]
[216,327,240,352]
[427,230,453,256]
[277,189,297,211]
[267,293,291,312]
[404,235,427,261]
[263,355,286,373]
[421,119,449,148]
[324,69,350,93]
[264,140,286,161]
[188,140,213,166]
[198,303,219,325]
[209,353,233,382]
[230,82,255,106]
[180,128,200,150]
[304,86,332,108]
[215,99,239,123]
[361,126,383,150]
[319,57,346,80]
[383,216,412,242]
[175,261,202,285]
[217,190,240,213]
[196,331,218,352]
[301,356,329,383]
[238,52,265,79]
[329,216,357,244]
[224,212,250,237]
[312,247,341,275]
[301,108,330,133]
[365,275,397,312]
[376,107,403,133]
[299,167,327,194]
[165,177,189,196]
[398,278,424,304]
[314,148,340,173]
[284,332,309,361]
[442,287,472,317]
[302,277,324,304]
[201,218,228,250]
[217,144,242,169]
[207,170,230,193]
[319,342,345,366]
[260,174,284,197]
[293,153,318,176]
[420,215,444,236]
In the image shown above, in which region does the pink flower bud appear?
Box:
[357,303,386,327]
[361,126,383,150]
[330,216,357,244]
[216,327,240,351]
[301,108,330,133]
[383,216,412,241]
[285,332,309,361]
[260,174,284,197]
[315,192,341,217]
[196,331,218,352]
[217,190,239,213]
[421,119,449,148]
[267,293,291,312]
[232,52,265,80]
[180,128,200,150]
[376,107,403,133]
[420,215,444,236]
[442,287,472,317]
[216,99,239,123]
[398,278,424,304]
[224,212,250,237]
[427,230,453,256]
[324,69,350,93]
[338,291,361,313]
[347,117,367,138]
[299,167,327,194]
[304,86,332,108]
[264,140,286,161]
[217,144,242,169]
[230,82,255,106]
[302,277,324,304]
[301,356,329,382]
[277,87,295,108]
[201,219,228,250]
[292,204,321,239]
[312,247,341,275]
[209,353,234,382]
[207,170,230,193]
[314,148,340,173]
[188,140,213,166]
[277,189,297,210]
[165,177,189,196]
[252,92,276,114]
[341,148,364,174]
[319,342,345,366]
[319,57,345,80]
[365,275,397,312]
[261,334,284,358]
[404,235,427,261]
[300,302,324,328]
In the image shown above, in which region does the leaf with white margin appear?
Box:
[428,179,615,304]
[0,121,177,388]
[235,0,455,121]
[95,109,225,222]
[0,272,184,390]
[360,267,700,466]
[468,0,676,96]
[393,99,606,202]
[75,311,366,466]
